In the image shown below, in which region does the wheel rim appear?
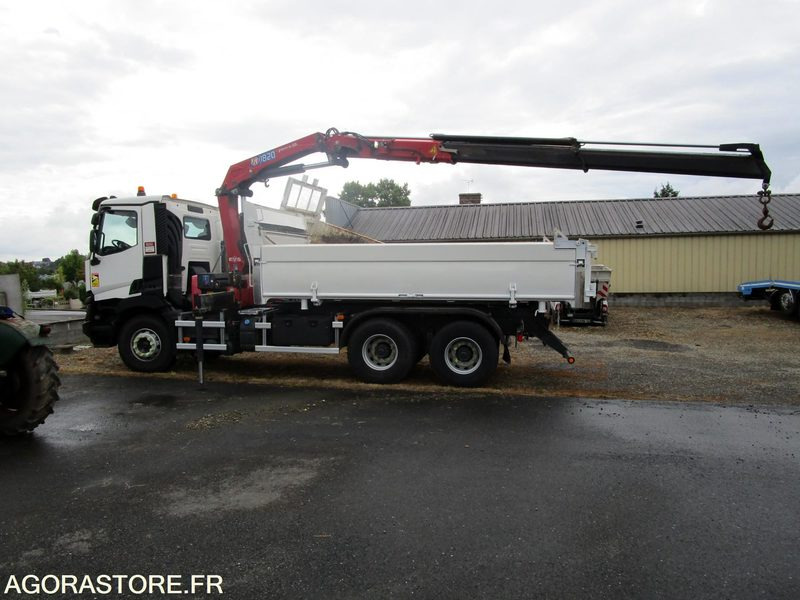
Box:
[444,337,482,375]
[362,334,398,371]
[130,328,162,361]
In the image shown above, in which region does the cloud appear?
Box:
[0,18,193,175]
[0,0,797,261]
[0,200,91,261]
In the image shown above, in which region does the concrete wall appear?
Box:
[0,274,23,314]
[593,233,800,293]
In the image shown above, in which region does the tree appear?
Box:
[654,182,679,198]
[56,249,85,285]
[0,260,41,292]
[339,179,411,208]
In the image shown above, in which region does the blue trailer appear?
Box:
[738,280,800,317]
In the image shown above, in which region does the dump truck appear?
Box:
[83,129,772,386]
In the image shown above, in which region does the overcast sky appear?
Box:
[1,0,798,260]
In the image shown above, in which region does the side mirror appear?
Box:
[89,231,102,265]
[89,230,100,253]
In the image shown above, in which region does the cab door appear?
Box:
[88,208,143,301]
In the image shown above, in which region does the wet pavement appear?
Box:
[1,375,799,599]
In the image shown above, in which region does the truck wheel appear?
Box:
[776,290,798,316]
[347,318,417,384]
[429,321,498,387]
[0,346,60,436]
[118,314,176,372]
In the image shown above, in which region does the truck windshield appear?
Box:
[97,210,138,256]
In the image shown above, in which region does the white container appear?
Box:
[258,240,591,305]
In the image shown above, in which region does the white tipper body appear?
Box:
[256,239,594,307]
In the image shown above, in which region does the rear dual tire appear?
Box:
[348,318,499,387]
[429,321,498,388]
[347,318,418,384]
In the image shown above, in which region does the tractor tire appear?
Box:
[0,345,60,436]
[347,318,417,384]
[429,320,499,388]
[118,314,177,372]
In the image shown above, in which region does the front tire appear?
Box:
[347,318,417,384]
[429,321,498,387]
[118,314,176,372]
[0,346,60,436]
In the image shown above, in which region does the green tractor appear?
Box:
[0,307,60,435]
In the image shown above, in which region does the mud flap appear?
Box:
[502,344,511,364]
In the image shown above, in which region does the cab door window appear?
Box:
[97,210,138,256]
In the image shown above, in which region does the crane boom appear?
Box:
[216,128,772,307]
[432,135,771,182]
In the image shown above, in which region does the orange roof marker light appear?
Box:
[136,186,146,197]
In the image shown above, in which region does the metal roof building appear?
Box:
[325,194,800,294]
[339,194,800,241]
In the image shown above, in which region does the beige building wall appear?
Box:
[592,233,800,293]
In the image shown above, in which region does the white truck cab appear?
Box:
[83,191,311,357]
[84,193,224,347]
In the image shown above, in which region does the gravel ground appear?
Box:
[58,305,800,404]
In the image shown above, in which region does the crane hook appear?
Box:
[757,186,773,231]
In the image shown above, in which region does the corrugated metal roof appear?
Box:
[345,194,800,241]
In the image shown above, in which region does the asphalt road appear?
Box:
[1,376,799,599]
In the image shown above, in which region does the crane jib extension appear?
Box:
[215,128,773,307]
[430,135,771,182]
